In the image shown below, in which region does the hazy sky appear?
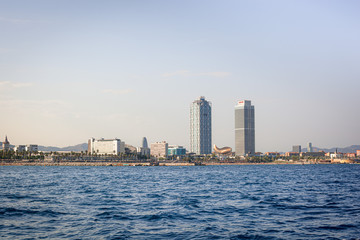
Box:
[1,0,359,152]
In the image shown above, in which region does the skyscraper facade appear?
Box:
[190,96,212,155]
[142,137,148,148]
[137,137,150,156]
[292,145,301,153]
[307,142,313,152]
[235,100,255,156]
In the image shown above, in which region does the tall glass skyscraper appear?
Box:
[142,137,148,148]
[235,100,255,156]
[190,96,212,155]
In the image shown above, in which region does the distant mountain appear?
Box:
[125,144,137,152]
[38,143,88,152]
[38,143,137,152]
[302,145,360,153]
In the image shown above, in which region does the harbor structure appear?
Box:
[88,137,125,155]
[151,141,168,158]
[190,96,212,155]
[235,100,255,156]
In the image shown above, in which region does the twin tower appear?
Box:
[190,96,255,156]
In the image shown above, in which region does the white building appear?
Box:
[88,138,125,155]
[150,141,168,158]
[26,145,38,152]
[14,145,26,152]
[14,144,38,152]
[190,96,212,155]
[330,152,343,159]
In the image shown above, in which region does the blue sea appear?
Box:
[0,165,359,239]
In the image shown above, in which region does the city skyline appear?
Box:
[1,1,359,152]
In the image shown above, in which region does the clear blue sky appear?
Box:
[1,0,359,152]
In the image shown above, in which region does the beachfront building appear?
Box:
[330,152,343,159]
[190,96,212,155]
[345,153,356,158]
[235,100,255,156]
[265,152,280,157]
[300,152,325,158]
[168,145,186,156]
[88,138,125,155]
[285,152,300,157]
[26,145,38,152]
[14,145,26,152]
[151,141,168,158]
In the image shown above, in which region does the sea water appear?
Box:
[0,164,359,239]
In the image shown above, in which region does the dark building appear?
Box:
[292,145,301,153]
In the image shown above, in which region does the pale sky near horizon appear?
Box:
[1,0,359,152]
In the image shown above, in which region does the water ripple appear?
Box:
[0,165,359,239]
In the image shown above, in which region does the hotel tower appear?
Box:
[235,100,255,156]
[190,96,212,155]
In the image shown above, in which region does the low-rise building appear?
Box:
[265,152,280,157]
[168,145,186,156]
[285,152,299,157]
[151,141,168,158]
[300,152,325,158]
[345,153,356,158]
[26,144,38,152]
[88,138,125,155]
[137,147,150,156]
[330,152,343,159]
[14,145,26,152]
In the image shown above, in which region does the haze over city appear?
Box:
[1,0,359,152]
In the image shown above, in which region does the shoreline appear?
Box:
[0,161,356,167]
